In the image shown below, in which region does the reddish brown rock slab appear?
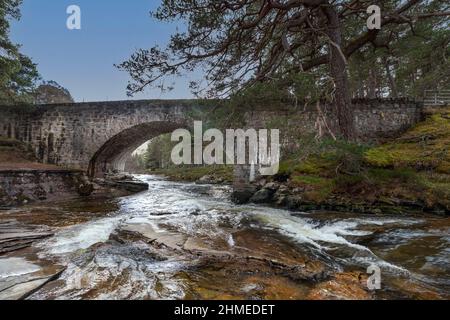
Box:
[121,222,187,252]
[307,272,372,300]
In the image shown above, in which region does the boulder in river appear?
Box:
[231,190,254,204]
[249,188,274,204]
[196,175,224,185]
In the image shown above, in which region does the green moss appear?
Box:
[278,160,295,175]
[293,156,336,176]
[290,174,334,203]
[364,109,450,173]
[367,168,420,184]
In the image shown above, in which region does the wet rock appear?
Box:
[285,195,304,210]
[306,272,371,300]
[118,181,150,192]
[96,178,149,193]
[77,182,94,196]
[105,172,134,181]
[150,211,174,216]
[272,185,290,205]
[0,221,53,254]
[264,182,279,191]
[231,190,254,204]
[275,195,288,206]
[121,223,187,252]
[183,237,231,257]
[249,188,273,204]
[0,270,64,300]
[0,257,65,300]
[196,175,224,185]
[388,277,444,300]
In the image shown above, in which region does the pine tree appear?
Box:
[0,0,39,105]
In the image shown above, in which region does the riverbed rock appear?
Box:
[96,178,149,193]
[249,188,273,204]
[77,182,94,196]
[231,190,254,204]
[0,272,64,300]
[196,175,224,185]
[264,182,279,191]
[0,257,65,300]
[0,221,53,254]
[121,223,187,252]
[306,272,371,300]
[105,172,135,181]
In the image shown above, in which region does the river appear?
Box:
[0,175,449,300]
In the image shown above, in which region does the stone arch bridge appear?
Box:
[0,99,423,178]
[0,100,199,177]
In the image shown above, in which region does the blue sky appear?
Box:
[11,0,194,102]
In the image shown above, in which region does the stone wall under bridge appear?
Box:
[0,98,423,181]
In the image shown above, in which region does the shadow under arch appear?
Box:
[88,121,187,177]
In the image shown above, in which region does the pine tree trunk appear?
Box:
[323,6,356,141]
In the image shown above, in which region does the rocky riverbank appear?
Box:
[0,137,153,208]
[2,175,447,300]
[0,169,94,208]
[240,178,447,215]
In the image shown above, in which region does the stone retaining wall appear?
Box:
[0,170,90,207]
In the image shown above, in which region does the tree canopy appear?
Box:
[0,0,39,105]
[119,0,450,140]
[33,80,74,105]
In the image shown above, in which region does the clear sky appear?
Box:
[10,0,194,102]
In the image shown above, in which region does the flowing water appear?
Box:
[0,175,449,300]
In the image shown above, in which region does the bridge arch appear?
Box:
[87,121,186,177]
[0,100,198,173]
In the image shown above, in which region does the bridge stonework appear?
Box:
[0,99,423,178]
[0,100,196,176]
